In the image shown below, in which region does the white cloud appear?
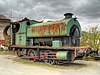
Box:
[0,0,100,31]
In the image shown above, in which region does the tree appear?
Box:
[81,26,100,49]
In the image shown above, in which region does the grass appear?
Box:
[13,58,88,70]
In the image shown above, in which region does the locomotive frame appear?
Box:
[8,13,90,65]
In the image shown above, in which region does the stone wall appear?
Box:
[0,15,11,40]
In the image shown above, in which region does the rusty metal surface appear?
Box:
[27,18,81,37]
[3,25,10,39]
[10,45,89,51]
[27,22,66,37]
[31,23,66,36]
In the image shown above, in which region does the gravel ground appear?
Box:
[0,55,100,75]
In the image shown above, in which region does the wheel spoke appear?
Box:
[28,50,37,62]
[43,50,56,65]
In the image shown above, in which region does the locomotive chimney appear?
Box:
[64,13,73,19]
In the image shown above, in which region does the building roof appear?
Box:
[0,15,6,19]
[0,15,11,23]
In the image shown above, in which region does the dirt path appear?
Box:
[0,55,100,75]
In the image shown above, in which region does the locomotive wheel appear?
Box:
[21,49,27,58]
[28,49,37,62]
[17,49,22,57]
[43,50,50,64]
[44,59,49,64]
[56,60,60,65]
[44,59,55,65]
[49,59,55,65]
[44,50,55,65]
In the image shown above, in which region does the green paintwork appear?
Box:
[16,33,26,45]
[29,20,40,25]
[52,40,62,47]
[56,51,68,60]
[17,21,27,33]
[66,18,81,36]
[15,20,39,46]
[16,21,27,46]
[27,18,81,37]
[10,19,39,46]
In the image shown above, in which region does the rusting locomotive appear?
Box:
[7,13,89,64]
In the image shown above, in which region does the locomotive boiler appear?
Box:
[8,13,88,64]
[27,13,80,47]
